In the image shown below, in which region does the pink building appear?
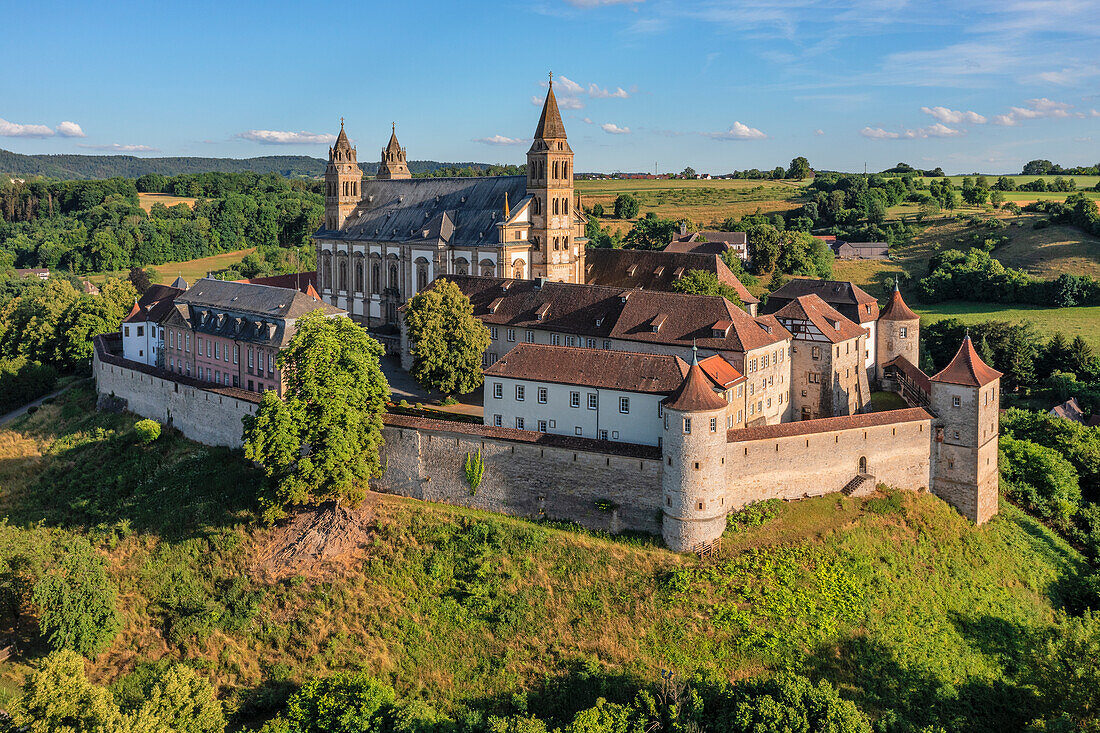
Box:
[161,278,344,396]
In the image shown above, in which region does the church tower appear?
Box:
[527,75,585,283]
[377,124,411,180]
[324,119,359,230]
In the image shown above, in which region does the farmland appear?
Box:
[83,247,256,288]
[136,192,199,212]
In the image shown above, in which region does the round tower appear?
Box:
[876,281,920,382]
[661,349,730,553]
[324,119,359,231]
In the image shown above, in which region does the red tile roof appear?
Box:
[663,360,728,412]
[442,275,789,356]
[879,284,919,321]
[884,355,931,394]
[728,407,933,442]
[930,336,1002,387]
[483,344,689,394]
[772,294,866,344]
[122,284,185,324]
[237,272,321,300]
[698,354,744,387]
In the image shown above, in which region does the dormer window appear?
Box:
[488,297,504,313]
[654,266,665,276]
[712,320,732,338]
[627,265,638,277]
[535,303,551,321]
[651,314,667,333]
[501,279,514,292]
[673,267,685,280]
[832,320,840,330]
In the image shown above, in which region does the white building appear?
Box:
[482,344,748,446]
[120,280,187,367]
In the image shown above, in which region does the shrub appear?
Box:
[278,671,396,733]
[703,673,872,733]
[726,499,782,533]
[465,449,485,495]
[31,537,122,657]
[134,418,162,444]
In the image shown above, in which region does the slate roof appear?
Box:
[879,284,919,321]
[122,284,185,324]
[484,344,689,394]
[585,248,759,305]
[1049,397,1087,423]
[442,275,790,355]
[763,278,880,324]
[315,176,530,247]
[772,294,866,344]
[727,407,933,442]
[929,336,1002,387]
[237,272,320,299]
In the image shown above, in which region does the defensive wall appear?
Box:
[92,336,986,552]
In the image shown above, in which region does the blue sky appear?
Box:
[1,0,1098,174]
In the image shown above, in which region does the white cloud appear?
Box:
[1091,110,1100,118]
[0,117,54,138]
[600,123,631,134]
[588,83,629,99]
[814,129,825,136]
[236,129,337,144]
[704,121,767,140]
[77,143,160,152]
[564,0,643,6]
[555,75,586,96]
[859,123,963,139]
[474,135,524,145]
[920,106,986,124]
[991,97,1076,126]
[582,117,594,124]
[55,121,86,138]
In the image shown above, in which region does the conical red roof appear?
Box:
[930,335,1002,387]
[663,358,727,412]
[534,83,567,140]
[879,283,919,321]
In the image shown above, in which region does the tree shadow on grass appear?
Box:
[0,387,259,541]
[803,624,1038,733]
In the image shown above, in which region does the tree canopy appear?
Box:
[242,311,390,522]
[404,279,491,397]
[671,270,743,306]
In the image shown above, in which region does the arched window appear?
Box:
[479,259,495,277]
[552,161,558,179]
[338,259,347,290]
[355,260,364,293]
[563,236,570,249]
[389,264,399,290]
[324,253,333,289]
[416,260,429,291]
[563,162,569,180]
[553,198,559,215]
[372,263,381,294]
[564,198,569,215]
[513,260,525,279]
[533,197,540,215]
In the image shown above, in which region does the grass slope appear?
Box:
[0,387,1088,731]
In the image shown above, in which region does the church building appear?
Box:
[314,78,588,339]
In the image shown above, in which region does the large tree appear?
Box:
[404,279,491,397]
[613,194,639,220]
[787,156,811,180]
[671,270,743,306]
[243,311,389,523]
[31,538,121,658]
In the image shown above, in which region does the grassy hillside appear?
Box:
[0,386,1088,731]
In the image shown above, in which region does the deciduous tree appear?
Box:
[243,311,389,522]
[404,279,491,398]
[671,270,743,306]
[31,538,121,658]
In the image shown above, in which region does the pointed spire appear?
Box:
[534,76,567,140]
[879,281,919,321]
[334,117,350,149]
[930,333,1002,387]
[691,339,699,365]
[503,192,510,219]
[664,353,727,413]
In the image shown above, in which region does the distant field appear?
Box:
[84,248,256,287]
[921,175,1099,189]
[136,192,198,212]
[577,178,804,232]
[915,302,1100,350]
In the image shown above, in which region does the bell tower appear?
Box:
[377,123,411,180]
[527,74,584,283]
[324,119,359,230]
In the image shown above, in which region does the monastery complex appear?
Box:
[95,80,1002,553]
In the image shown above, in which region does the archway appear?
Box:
[858,456,867,474]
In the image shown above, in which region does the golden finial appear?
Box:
[340,116,344,129]
[503,192,510,219]
[549,70,553,87]
[392,121,395,132]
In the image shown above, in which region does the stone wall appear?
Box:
[93,344,258,448]
[377,415,664,535]
[723,410,934,509]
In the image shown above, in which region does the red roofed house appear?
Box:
[482,343,747,446]
[771,294,871,420]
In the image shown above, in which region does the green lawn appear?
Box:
[915,302,1100,350]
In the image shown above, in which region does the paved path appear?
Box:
[379,357,484,418]
[0,385,74,428]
